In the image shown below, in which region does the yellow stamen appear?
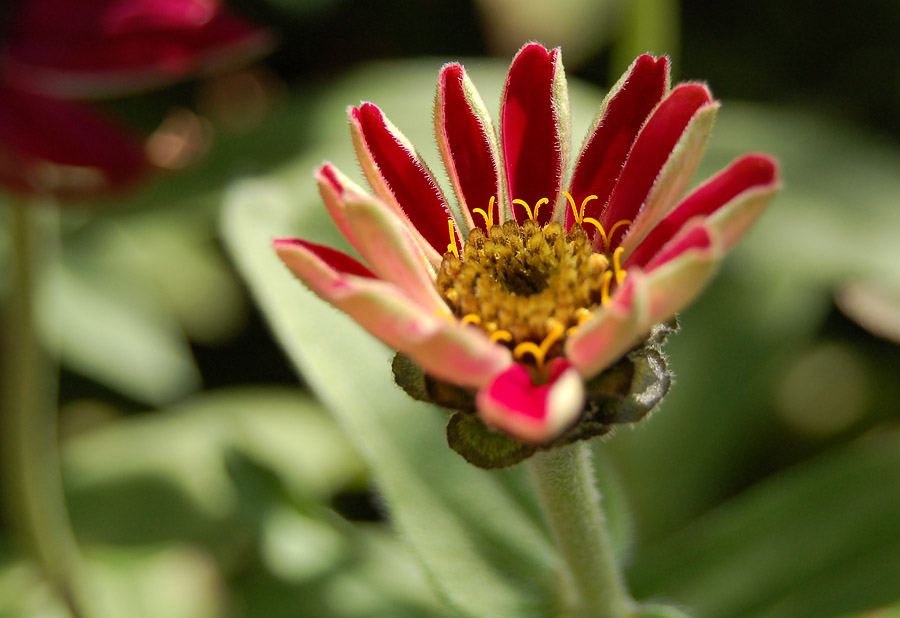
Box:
[533,197,549,221]
[562,191,599,224]
[490,330,513,343]
[461,314,482,325]
[512,198,533,221]
[612,246,626,284]
[513,319,565,372]
[446,219,459,259]
[580,217,632,254]
[600,270,614,307]
[563,191,579,222]
[473,196,496,229]
[606,220,632,248]
[575,307,593,324]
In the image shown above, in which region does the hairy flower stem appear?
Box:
[1,199,92,618]
[527,442,632,618]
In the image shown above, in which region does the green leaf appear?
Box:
[627,430,900,618]
[64,387,362,548]
[36,258,200,406]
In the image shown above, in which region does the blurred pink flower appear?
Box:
[275,44,779,445]
[0,83,146,195]
[0,0,271,196]
[3,0,273,96]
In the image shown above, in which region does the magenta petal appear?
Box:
[627,155,776,268]
[436,64,501,232]
[501,44,563,226]
[640,223,714,272]
[273,238,376,279]
[350,103,455,255]
[476,358,584,444]
[0,84,147,196]
[567,55,668,231]
[599,83,713,249]
[5,0,272,96]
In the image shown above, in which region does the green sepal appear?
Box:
[392,352,477,412]
[446,413,537,469]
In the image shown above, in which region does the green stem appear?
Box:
[527,442,632,618]
[2,199,92,618]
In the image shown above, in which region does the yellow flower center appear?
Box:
[437,196,631,371]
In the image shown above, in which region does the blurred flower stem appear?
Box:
[2,197,93,618]
[527,442,632,617]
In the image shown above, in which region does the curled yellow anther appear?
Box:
[580,217,632,254]
[563,191,579,222]
[600,270,614,307]
[606,220,632,250]
[612,246,627,284]
[473,196,496,229]
[513,319,566,372]
[562,192,599,224]
[446,219,459,259]
[461,314,482,325]
[533,197,549,220]
[490,330,513,343]
[512,199,533,221]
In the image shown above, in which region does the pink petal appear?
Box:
[350,103,457,257]
[5,0,272,96]
[501,44,565,226]
[626,155,776,268]
[316,163,368,254]
[638,223,720,327]
[274,239,511,388]
[273,238,376,279]
[0,84,146,196]
[564,275,647,379]
[616,101,719,258]
[436,63,501,233]
[476,358,584,444]
[626,156,777,269]
[643,223,714,272]
[567,54,668,232]
[598,83,713,250]
[343,196,449,313]
[627,211,716,272]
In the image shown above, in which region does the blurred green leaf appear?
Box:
[0,546,223,618]
[36,257,201,406]
[64,388,362,549]
[627,429,900,618]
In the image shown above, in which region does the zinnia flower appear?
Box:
[274,44,779,462]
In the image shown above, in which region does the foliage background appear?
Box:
[2,0,899,616]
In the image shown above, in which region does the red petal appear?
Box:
[351,103,454,255]
[0,84,146,195]
[273,238,376,279]
[600,83,713,248]
[626,154,777,268]
[638,224,714,272]
[567,55,668,231]
[437,64,500,232]
[5,0,270,96]
[501,44,562,226]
